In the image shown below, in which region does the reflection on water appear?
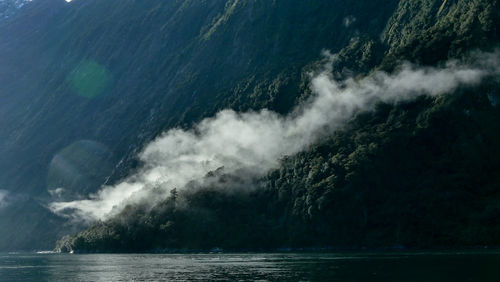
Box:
[0,251,499,281]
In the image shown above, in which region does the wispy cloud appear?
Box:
[0,190,8,208]
[343,15,356,28]
[50,50,500,221]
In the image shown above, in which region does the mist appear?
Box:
[50,50,500,221]
[0,190,8,209]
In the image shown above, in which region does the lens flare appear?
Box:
[47,140,115,200]
[67,61,112,98]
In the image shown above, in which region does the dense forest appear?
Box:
[0,0,499,251]
[56,0,500,253]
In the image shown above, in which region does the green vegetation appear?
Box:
[55,0,500,252]
[0,0,499,251]
[57,82,500,252]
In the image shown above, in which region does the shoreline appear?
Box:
[22,246,500,255]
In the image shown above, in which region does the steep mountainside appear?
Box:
[0,0,399,251]
[0,0,499,251]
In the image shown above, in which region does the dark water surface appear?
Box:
[0,251,499,281]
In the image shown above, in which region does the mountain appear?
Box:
[0,0,499,252]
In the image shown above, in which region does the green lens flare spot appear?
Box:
[68,61,111,98]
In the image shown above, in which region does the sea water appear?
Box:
[0,251,499,281]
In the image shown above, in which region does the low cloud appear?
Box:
[0,190,8,208]
[50,50,500,221]
[48,188,65,199]
[343,15,356,28]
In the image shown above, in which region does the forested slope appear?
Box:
[0,0,400,250]
[58,0,500,252]
[0,0,498,251]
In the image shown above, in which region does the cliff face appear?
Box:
[0,0,499,251]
